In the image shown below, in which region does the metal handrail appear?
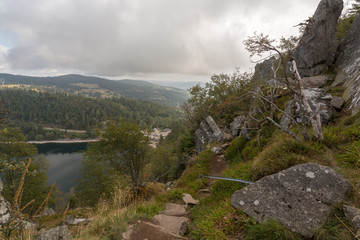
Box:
[199,175,253,185]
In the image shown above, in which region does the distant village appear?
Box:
[148,128,171,148]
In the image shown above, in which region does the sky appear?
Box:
[0,0,351,82]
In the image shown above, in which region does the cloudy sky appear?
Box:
[0,0,350,82]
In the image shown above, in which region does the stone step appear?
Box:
[161,203,190,217]
[153,214,189,235]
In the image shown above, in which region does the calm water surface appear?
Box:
[36,143,88,192]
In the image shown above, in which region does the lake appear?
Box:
[36,142,88,192]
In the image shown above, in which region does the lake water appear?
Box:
[36,143,88,192]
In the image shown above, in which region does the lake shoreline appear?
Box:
[28,139,99,144]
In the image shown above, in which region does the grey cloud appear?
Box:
[0,0,319,79]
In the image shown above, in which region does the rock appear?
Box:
[122,221,187,240]
[230,116,244,137]
[37,226,72,240]
[41,207,56,217]
[253,56,277,82]
[195,116,226,152]
[182,193,199,206]
[161,203,189,217]
[211,147,223,155]
[64,215,89,225]
[231,163,351,238]
[332,14,360,114]
[293,0,343,77]
[153,214,190,235]
[301,75,334,89]
[230,116,250,139]
[331,96,345,109]
[0,179,10,225]
[343,205,360,232]
[295,88,333,124]
[21,220,38,230]
[280,98,295,130]
[165,181,174,190]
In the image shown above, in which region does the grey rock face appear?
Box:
[195,116,225,152]
[343,205,360,232]
[37,226,72,240]
[332,14,360,114]
[231,163,351,238]
[0,178,10,225]
[296,88,333,124]
[253,56,276,82]
[293,0,343,77]
[230,116,250,139]
[331,96,345,109]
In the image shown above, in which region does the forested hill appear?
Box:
[0,73,189,106]
[0,89,181,131]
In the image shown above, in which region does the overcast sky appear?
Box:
[0,0,350,82]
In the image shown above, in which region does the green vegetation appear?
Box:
[0,127,50,213]
[0,89,181,140]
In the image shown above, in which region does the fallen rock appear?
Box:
[37,226,72,240]
[231,163,351,238]
[343,205,360,232]
[293,0,343,77]
[331,96,345,109]
[122,221,187,240]
[161,203,189,217]
[153,214,190,235]
[0,178,10,225]
[195,116,226,152]
[182,193,199,206]
[332,14,360,114]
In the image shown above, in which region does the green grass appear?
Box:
[251,133,324,180]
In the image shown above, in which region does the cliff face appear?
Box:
[293,0,343,77]
[332,14,360,114]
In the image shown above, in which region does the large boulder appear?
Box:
[293,0,343,77]
[231,163,351,238]
[195,116,226,152]
[37,226,72,240]
[332,14,360,114]
[0,178,10,225]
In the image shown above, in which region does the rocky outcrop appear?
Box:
[253,56,276,82]
[230,116,250,139]
[37,226,72,240]
[293,0,343,77]
[231,163,351,238]
[301,75,334,89]
[332,14,360,114]
[195,116,226,152]
[0,178,10,225]
[281,88,333,127]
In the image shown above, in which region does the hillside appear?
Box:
[0,73,189,106]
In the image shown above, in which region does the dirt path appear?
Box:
[208,154,228,184]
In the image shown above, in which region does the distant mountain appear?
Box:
[0,73,189,106]
[147,80,206,90]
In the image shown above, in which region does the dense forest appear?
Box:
[0,89,182,140]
